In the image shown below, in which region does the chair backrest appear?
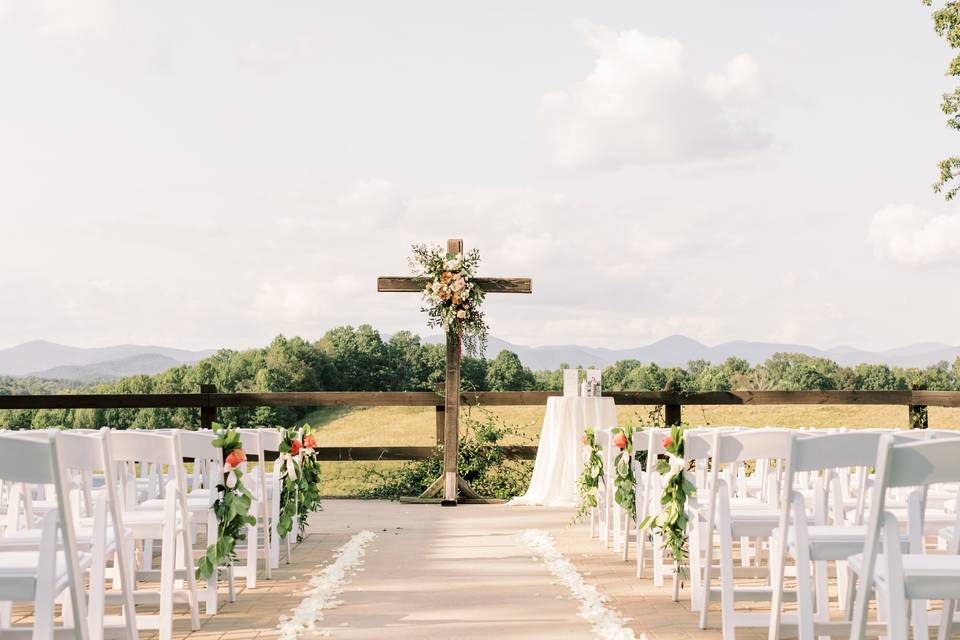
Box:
[791,431,885,473]
[108,430,179,467]
[260,428,282,453]
[177,430,220,463]
[714,428,795,465]
[0,432,61,485]
[881,436,960,489]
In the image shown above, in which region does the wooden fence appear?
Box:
[1,388,957,460]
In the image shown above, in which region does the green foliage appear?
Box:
[486,350,536,391]
[296,425,323,537]
[358,405,533,500]
[923,0,960,199]
[3,325,960,431]
[196,424,257,580]
[574,427,604,522]
[639,424,696,579]
[611,424,639,522]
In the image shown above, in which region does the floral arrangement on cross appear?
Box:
[410,243,488,355]
[197,424,257,580]
[639,424,695,579]
[277,424,323,542]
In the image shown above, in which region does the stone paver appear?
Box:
[169,500,750,639]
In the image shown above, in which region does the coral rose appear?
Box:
[289,439,302,456]
[581,434,589,446]
[303,434,317,449]
[613,433,628,449]
[225,448,246,469]
[662,436,673,449]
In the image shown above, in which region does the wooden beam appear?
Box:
[443,327,461,505]
[5,389,960,412]
[377,276,532,294]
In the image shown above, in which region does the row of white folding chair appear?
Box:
[0,425,308,639]
[695,427,960,640]
[0,429,142,639]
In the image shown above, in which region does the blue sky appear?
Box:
[2,1,959,351]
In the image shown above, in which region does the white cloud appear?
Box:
[35,0,112,36]
[868,203,960,267]
[544,20,771,170]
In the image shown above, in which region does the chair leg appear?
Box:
[795,546,815,640]
[622,515,631,562]
[245,521,258,589]
[159,521,176,640]
[813,559,829,637]
[718,520,735,640]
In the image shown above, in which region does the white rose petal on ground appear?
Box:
[277,530,376,639]
[519,528,643,640]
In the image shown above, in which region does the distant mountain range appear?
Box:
[0,341,214,381]
[427,335,960,371]
[3,335,959,383]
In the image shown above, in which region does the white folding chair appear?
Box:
[697,428,796,639]
[850,435,960,640]
[768,430,894,640]
[258,428,288,569]
[106,430,201,640]
[0,432,90,640]
[173,429,229,615]
[234,428,271,587]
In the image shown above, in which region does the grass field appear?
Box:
[305,403,960,496]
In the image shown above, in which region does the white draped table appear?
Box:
[509,396,617,507]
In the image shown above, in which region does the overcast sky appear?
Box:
[2,0,960,352]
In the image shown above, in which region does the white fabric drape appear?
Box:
[510,397,617,507]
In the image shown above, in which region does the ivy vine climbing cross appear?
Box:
[377,238,532,505]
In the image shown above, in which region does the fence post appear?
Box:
[663,381,682,426]
[200,384,217,429]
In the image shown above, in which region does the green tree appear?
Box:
[923,1,960,198]
[485,350,536,391]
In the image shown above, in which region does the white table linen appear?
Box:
[509,397,617,507]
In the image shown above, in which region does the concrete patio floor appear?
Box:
[158,499,764,640]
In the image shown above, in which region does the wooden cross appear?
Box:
[378,238,532,505]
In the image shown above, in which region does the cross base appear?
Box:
[417,473,482,506]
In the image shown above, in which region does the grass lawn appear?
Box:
[303,403,960,496]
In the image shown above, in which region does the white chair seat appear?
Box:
[0,526,127,552]
[137,496,210,512]
[849,553,960,600]
[0,550,92,601]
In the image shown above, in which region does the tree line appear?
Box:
[1,325,959,429]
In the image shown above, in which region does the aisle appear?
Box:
[313,500,595,639]
[167,500,738,640]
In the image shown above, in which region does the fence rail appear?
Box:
[1,389,956,460]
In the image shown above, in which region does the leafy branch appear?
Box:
[639,424,696,579]
[197,424,257,580]
[574,427,604,522]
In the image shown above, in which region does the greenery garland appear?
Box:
[276,426,303,540]
[197,424,257,580]
[611,424,638,522]
[295,424,323,539]
[639,424,695,579]
[409,243,488,356]
[574,427,604,522]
